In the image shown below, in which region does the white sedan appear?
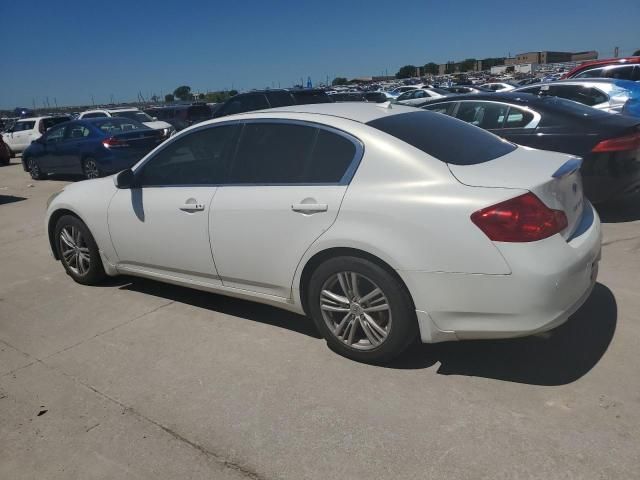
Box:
[393,88,449,105]
[45,103,601,363]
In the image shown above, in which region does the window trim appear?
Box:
[133,118,364,188]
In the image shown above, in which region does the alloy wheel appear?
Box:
[28,159,40,179]
[59,225,91,275]
[84,159,99,179]
[319,272,392,350]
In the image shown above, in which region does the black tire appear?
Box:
[27,157,44,180]
[307,256,418,364]
[1,144,10,165]
[82,157,101,179]
[54,215,106,285]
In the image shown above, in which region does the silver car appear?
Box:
[514,79,640,117]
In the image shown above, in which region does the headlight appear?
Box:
[46,190,63,209]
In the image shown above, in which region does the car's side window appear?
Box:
[306,129,358,183]
[45,125,67,144]
[455,102,507,129]
[66,125,91,139]
[14,121,35,132]
[137,124,239,186]
[227,123,317,184]
[553,85,608,106]
[575,68,603,79]
[83,112,108,118]
[423,102,456,116]
[504,107,535,128]
[601,65,634,80]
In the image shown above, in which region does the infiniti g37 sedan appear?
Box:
[45,104,602,363]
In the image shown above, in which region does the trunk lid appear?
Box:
[111,129,166,152]
[448,146,585,240]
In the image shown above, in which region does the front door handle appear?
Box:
[291,203,328,213]
[180,203,205,212]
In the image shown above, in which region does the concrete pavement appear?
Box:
[1,159,639,479]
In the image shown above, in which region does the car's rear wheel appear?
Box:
[27,158,44,180]
[82,157,101,179]
[308,256,418,363]
[54,215,106,285]
[1,144,10,165]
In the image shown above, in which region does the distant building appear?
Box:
[507,51,598,66]
[571,51,598,62]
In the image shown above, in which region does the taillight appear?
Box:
[471,193,568,242]
[102,137,129,148]
[592,132,640,152]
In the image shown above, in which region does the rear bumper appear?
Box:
[402,202,602,343]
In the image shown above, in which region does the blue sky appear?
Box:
[1,0,638,108]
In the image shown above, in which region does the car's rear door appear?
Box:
[107,124,239,284]
[209,120,362,298]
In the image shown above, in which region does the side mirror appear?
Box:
[152,117,158,121]
[115,168,137,189]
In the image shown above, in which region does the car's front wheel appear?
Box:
[54,215,106,285]
[307,256,418,363]
[27,158,44,180]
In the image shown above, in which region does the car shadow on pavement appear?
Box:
[596,194,640,223]
[115,276,322,339]
[388,283,617,386]
[0,195,27,205]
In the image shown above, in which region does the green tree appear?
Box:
[423,62,439,75]
[459,58,477,72]
[332,77,349,86]
[634,49,640,56]
[164,94,175,103]
[173,85,192,101]
[229,89,238,97]
[396,65,417,79]
[198,93,205,100]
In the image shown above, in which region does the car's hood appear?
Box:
[143,120,172,130]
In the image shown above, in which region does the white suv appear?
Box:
[78,108,174,136]
[2,116,71,155]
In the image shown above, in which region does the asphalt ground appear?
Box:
[1,158,639,479]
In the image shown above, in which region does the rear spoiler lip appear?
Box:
[552,157,583,179]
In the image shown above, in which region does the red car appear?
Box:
[0,136,10,165]
[562,56,640,80]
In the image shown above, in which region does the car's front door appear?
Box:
[7,120,36,151]
[107,124,239,284]
[38,124,68,172]
[210,121,362,298]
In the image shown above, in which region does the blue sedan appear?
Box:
[22,118,167,180]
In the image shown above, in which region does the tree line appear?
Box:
[164,85,238,103]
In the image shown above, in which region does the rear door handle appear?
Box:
[180,203,205,212]
[291,203,328,213]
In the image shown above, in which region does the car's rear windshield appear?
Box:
[291,90,333,105]
[94,118,147,134]
[366,111,516,165]
[112,110,153,122]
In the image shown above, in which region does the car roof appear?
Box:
[424,92,544,106]
[217,102,419,124]
[565,56,640,76]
